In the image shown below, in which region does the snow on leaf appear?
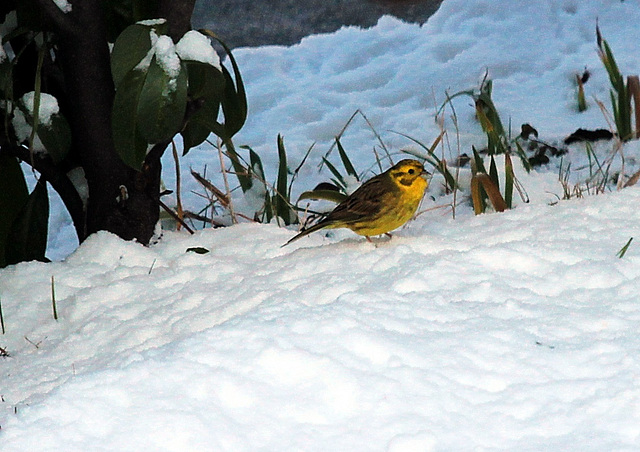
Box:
[176,30,221,70]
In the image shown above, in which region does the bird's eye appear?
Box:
[408,169,415,174]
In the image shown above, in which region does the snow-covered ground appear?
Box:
[3,0,640,450]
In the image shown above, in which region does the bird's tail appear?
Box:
[281,221,330,247]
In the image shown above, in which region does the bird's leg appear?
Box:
[384,233,393,238]
[366,236,373,243]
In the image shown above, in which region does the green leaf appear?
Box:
[200,31,247,140]
[184,61,224,100]
[112,68,148,170]
[181,115,212,153]
[0,155,29,268]
[137,57,188,144]
[5,178,49,266]
[181,62,224,153]
[35,113,72,164]
[298,189,347,204]
[213,65,247,140]
[217,42,247,139]
[111,23,153,88]
[14,98,71,164]
[0,59,13,97]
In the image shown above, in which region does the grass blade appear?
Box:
[223,139,252,193]
[51,275,58,321]
[489,154,499,191]
[471,147,488,173]
[470,175,484,215]
[275,134,294,225]
[322,157,347,190]
[576,73,587,112]
[617,237,633,258]
[476,173,507,213]
[289,142,315,195]
[393,130,457,191]
[0,293,5,334]
[628,75,640,139]
[335,137,358,179]
[504,153,514,209]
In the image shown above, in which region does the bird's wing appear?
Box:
[282,176,389,246]
[324,177,387,224]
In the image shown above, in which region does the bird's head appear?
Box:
[389,159,428,188]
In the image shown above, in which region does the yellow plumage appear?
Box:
[284,159,428,246]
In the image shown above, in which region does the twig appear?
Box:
[148,258,157,275]
[218,140,238,224]
[322,109,391,165]
[158,199,195,234]
[623,168,640,187]
[191,169,230,207]
[183,210,226,227]
[24,336,42,349]
[171,140,184,230]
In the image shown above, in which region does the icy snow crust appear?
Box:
[3,0,640,449]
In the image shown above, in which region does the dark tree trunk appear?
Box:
[57,0,127,241]
[158,0,197,41]
[28,0,196,245]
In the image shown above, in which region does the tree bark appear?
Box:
[157,0,197,42]
[42,0,163,243]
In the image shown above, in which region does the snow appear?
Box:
[11,92,60,152]
[176,30,222,70]
[3,0,640,449]
[17,92,60,126]
[135,29,179,77]
[137,19,167,27]
[52,0,71,14]
[153,35,181,79]
[133,25,220,81]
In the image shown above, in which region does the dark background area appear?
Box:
[192,0,444,48]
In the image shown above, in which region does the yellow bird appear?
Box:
[284,159,428,246]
